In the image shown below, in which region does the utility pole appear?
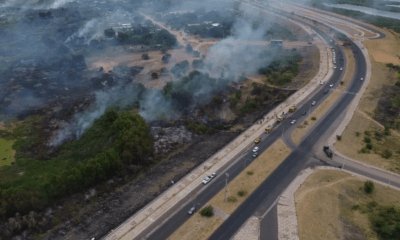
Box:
[224,173,229,202]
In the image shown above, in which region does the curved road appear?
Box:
[135,3,391,240]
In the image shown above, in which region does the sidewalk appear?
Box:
[101,17,334,240]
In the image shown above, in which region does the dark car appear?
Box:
[323,146,333,158]
[302,111,306,115]
[324,89,329,94]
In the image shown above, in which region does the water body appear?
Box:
[323,3,400,20]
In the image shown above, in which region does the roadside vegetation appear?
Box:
[296,170,400,240]
[0,110,154,237]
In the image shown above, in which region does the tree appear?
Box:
[104,28,115,38]
[160,45,168,54]
[200,205,214,217]
[186,44,193,53]
[151,72,158,79]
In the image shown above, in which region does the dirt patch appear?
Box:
[168,212,224,240]
[295,170,400,240]
[291,90,342,145]
[209,140,291,214]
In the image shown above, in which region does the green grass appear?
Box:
[0,138,14,167]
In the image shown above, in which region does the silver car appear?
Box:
[311,101,316,106]
[188,207,195,215]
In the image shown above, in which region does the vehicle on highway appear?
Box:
[253,147,259,152]
[254,137,261,144]
[334,66,336,69]
[320,81,324,85]
[302,111,306,115]
[253,152,258,158]
[329,84,334,88]
[340,67,343,71]
[210,173,216,179]
[324,89,329,94]
[360,78,364,81]
[311,101,316,106]
[265,125,273,133]
[202,177,211,185]
[323,146,333,158]
[291,120,296,124]
[188,207,195,215]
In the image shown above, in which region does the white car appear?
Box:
[209,173,216,178]
[188,207,195,215]
[253,152,258,158]
[291,120,296,124]
[202,177,211,185]
[340,67,343,71]
[329,84,334,87]
[311,101,316,106]
[334,66,336,69]
[320,81,324,85]
[253,147,259,152]
[360,78,364,81]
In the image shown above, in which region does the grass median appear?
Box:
[295,170,400,240]
[168,140,291,240]
[291,47,354,145]
[209,139,291,214]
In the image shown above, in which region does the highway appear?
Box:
[137,3,392,240]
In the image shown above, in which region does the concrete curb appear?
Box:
[231,216,260,240]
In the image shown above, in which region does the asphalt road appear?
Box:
[140,4,386,240]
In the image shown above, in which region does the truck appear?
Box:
[289,106,298,113]
[323,146,333,158]
[265,125,273,133]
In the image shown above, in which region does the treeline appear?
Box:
[259,49,302,85]
[105,27,177,50]
[0,110,153,219]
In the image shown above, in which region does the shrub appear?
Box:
[364,130,371,136]
[364,137,371,143]
[141,53,149,60]
[340,81,344,85]
[304,121,308,125]
[381,149,393,159]
[384,125,391,136]
[364,181,374,194]
[311,117,317,120]
[366,143,373,150]
[227,196,237,203]
[351,205,360,210]
[200,205,214,217]
[375,131,383,140]
[355,131,360,137]
[247,171,254,175]
[238,190,248,197]
[336,135,342,141]
[151,72,158,79]
[360,147,369,153]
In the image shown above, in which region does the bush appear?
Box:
[151,72,158,79]
[311,117,317,120]
[351,205,360,210]
[364,181,374,194]
[247,171,254,175]
[364,130,371,136]
[384,125,391,136]
[355,131,360,137]
[238,190,248,197]
[141,53,149,60]
[364,137,371,143]
[360,147,369,154]
[381,149,393,159]
[162,54,171,63]
[227,196,237,202]
[366,143,373,150]
[200,205,214,217]
[336,135,342,141]
[104,28,115,38]
[304,121,308,125]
